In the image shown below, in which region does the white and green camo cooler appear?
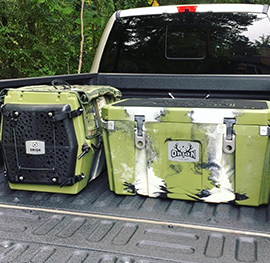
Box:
[102,98,270,206]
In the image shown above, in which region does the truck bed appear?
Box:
[0,73,270,262]
[0,170,269,263]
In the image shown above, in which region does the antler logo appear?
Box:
[168,141,199,162]
[171,143,196,159]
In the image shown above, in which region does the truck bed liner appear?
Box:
[0,171,269,262]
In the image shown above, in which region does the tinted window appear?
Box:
[166,25,207,59]
[99,12,270,74]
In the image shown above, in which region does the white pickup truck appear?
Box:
[0,4,269,263]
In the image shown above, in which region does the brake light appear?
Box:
[177,6,197,13]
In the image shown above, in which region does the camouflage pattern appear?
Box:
[102,98,270,206]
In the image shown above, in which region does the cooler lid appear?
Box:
[102,98,270,125]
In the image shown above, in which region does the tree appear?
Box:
[78,0,85,74]
[0,0,149,78]
[0,0,81,78]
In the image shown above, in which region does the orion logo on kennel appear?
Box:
[25,140,45,155]
[168,141,199,162]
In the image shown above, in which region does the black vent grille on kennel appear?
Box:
[1,104,78,186]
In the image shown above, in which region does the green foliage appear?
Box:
[0,0,149,78]
[0,0,81,78]
[0,0,268,79]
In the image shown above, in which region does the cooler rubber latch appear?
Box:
[134,115,145,149]
[223,118,236,154]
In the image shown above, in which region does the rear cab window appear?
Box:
[99,11,270,74]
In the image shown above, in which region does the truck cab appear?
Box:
[92,4,270,75]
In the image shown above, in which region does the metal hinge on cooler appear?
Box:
[223,118,236,154]
[135,115,145,149]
